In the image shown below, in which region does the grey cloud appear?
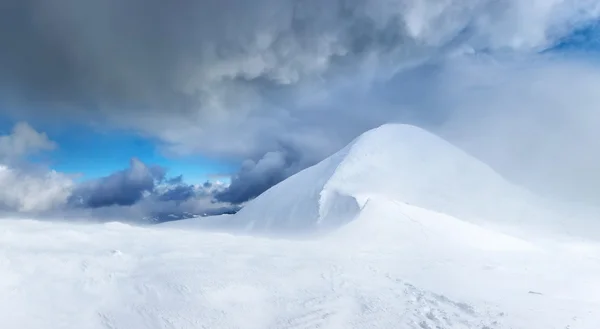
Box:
[122,179,239,223]
[70,158,166,208]
[213,53,600,208]
[0,122,56,162]
[215,146,312,204]
[2,0,595,126]
[156,184,196,203]
[216,152,288,204]
[64,157,238,221]
[0,120,239,220]
[2,1,600,211]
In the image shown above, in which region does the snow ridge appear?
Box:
[220,124,541,234]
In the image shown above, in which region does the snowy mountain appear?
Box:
[185,124,576,238]
[2,124,600,329]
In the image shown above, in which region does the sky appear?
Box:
[0,119,237,183]
[1,0,600,222]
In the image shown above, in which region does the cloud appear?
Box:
[2,1,600,210]
[0,122,56,162]
[56,154,238,222]
[156,185,196,203]
[216,150,304,204]
[69,158,166,208]
[428,55,600,205]
[216,151,287,204]
[71,178,239,223]
[0,123,71,213]
[0,122,239,221]
[0,165,73,213]
[214,51,600,205]
[2,1,598,131]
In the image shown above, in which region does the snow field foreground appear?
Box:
[2,212,599,329]
[2,124,600,328]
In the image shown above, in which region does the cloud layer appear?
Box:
[1,1,600,213]
[0,123,238,221]
[3,1,598,126]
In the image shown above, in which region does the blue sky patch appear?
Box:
[547,20,600,54]
[0,119,237,184]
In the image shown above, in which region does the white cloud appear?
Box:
[0,165,74,213]
[0,122,56,162]
[0,123,73,213]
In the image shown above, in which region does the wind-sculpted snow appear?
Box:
[199,124,587,238]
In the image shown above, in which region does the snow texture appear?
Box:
[2,124,600,328]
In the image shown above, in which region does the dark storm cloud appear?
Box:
[64,157,238,221]
[0,0,424,118]
[69,158,166,208]
[3,0,580,123]
[157,184,197,203]
[2,0,600,211]
[1,0,595,149]
[215,149,304,204]
[0,0,198,115]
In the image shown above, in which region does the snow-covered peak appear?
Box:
[207,123,547,235]
[322,124,539,223]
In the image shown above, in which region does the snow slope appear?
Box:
[2,206,599,329]
[200,124,583,238]
[2,124,600,329]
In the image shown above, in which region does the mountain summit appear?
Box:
[216,124,542,234]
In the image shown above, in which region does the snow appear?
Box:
[191,124,594,239]
[2,124,600,328]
